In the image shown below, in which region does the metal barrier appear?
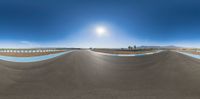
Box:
[0,49,64,53]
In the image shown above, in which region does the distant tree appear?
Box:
[134,45,136,49]
[128,46,133,50]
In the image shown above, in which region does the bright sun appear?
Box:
[96,26,107,36]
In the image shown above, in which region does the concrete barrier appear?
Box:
[0,48,66,54]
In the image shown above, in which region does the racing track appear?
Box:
[0,51,200,99]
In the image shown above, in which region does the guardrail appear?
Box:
[0,49,64,53]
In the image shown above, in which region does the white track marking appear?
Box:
[90,50,163,57]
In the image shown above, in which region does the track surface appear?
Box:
[0,51,200,99]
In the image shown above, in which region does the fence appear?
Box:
[0,49,64,53]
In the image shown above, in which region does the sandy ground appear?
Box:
[0,51,65,57]
[0,51,200,99]
[191,52,200,55]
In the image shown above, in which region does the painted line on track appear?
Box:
[176,51,200,59]
[90,50,163,57]
[0,50,74,62]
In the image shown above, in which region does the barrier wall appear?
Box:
[0,49,63,53]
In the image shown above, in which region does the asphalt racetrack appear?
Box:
[0,51,200,99]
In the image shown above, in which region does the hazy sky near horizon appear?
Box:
[0,0,200,48]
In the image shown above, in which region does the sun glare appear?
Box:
[96,26,107,36]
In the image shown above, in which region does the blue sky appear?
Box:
[0,0,200,48]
